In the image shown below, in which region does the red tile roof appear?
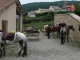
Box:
[0,0,15,11]
[50,6,61,10]
[0,0,23,14]
[62,6,71,8]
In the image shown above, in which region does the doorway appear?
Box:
[2,20,8,32]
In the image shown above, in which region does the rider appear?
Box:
[30,26,35,33]
[31,26,35,31]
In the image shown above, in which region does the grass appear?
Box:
[23,20,54,31]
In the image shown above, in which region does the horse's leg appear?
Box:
[0,49,2,58]
[57,28,60,37]
[22,40,27,57]
[47,32,50,39]
[0,43,3,57]
[18,40,27,57]
[57,31,59,37]
[61,36,64,44]
[61,37,63,44]
[0,44,1,57]
[57,30,60,37]
[67,35,68,42]
[18,40,23,56]
[18,47,23,56]
[3,45,5,56]
[61,33,64,44]
[3,48,5,56]
[63,35,65,42]
[0,48,2,57]
[58,31,60,37]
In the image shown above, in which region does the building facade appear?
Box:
[54,13,80,42]
[0,0,23,32]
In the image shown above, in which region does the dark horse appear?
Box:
[0,30,27,57]
[46,23,66,39]
[56,23,66,37]
[60,26,74,44]
[46,24,52,39]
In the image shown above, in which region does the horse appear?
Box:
[60,25,74,44]
[0,43,5,58]
[46,24,53,39]
[53,23,66,37]
[0,30,27,57]
[44,23,66,39]
[43,25,48,35]
[46,23,66,38]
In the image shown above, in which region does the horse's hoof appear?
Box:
[22,55,25,57]
[22,54,27,57]
[48,37,50,39]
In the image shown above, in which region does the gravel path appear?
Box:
[1,32,80,60]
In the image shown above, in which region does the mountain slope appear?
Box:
[22,1,80,12]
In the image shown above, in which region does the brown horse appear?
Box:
[46,23,66,38]
[46,24,53,39]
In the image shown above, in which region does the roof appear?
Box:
[50,6,61,10]
[62,6,71,9]
[39,8,53,12]
[69,13,80,22]
[0,0,23,14]
[28,10,37,13]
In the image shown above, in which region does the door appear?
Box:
[2,20,7,32]
[16,19,20,31]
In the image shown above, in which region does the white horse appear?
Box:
[43,25,48,35]
[0,30,27,57]
[60,26,74,44]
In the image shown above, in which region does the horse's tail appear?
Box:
[24,38,27,56]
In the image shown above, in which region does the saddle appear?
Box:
[2,32,15,41]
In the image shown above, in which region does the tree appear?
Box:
[74,2,80,16]
[74,2,80,11]
[23,12,28,17]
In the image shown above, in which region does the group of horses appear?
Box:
[0,30,27,57]
[44,23,75,44]
[0,23,75,57]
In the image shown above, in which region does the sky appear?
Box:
[19,0,79,5]
[19,0,61,5]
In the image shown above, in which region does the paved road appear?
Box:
[1,32,80,60]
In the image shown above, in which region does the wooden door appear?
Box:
[2,20,7,32]
[16,19,20,31]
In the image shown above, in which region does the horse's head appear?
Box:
[58,23,66,27]
[68,26,75,31]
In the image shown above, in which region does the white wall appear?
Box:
[0,3,16,32]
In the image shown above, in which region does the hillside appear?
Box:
[22,1,80,12]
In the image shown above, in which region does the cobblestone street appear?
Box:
[1,32,80,60]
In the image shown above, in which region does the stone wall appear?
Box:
[54,13,80,42]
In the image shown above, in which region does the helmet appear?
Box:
[10,31,15,34]
[23,32,26,34]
